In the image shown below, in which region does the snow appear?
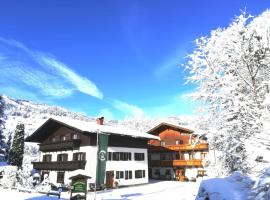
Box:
[33,117,160,140]
[196,172,254,200]
[0,180,201,200]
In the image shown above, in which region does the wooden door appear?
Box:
[105,171,114,188]
[176,169,185,182]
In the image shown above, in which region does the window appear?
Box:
[189,153,194,160]
[115,171,124,179]
[60,135,66,141]
[180,153,185,160]
[57,171,65,184]
[197,170,207,177]
[51,136,56,143]
[72,133,79,139]
[73,152,86,161]
[165,169,171,176]
[134,153,145,161]
[57,154,68,162]
[201,152,207,159]
[154,169,160,176]
[135,170,145,179]
[125,170,132,180]
[111,152,131,161]
[43,154,52,162]
[160,154,166,160]
[107,152,112,161]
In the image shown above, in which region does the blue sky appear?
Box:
[0,0,269,119]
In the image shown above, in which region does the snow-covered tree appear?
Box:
[185,10,270,175]
[8,123,25,168]
[0,95,6,155]
[5,132,12,160]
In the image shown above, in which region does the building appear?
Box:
[25,117,159,188]
[147,122,208,181]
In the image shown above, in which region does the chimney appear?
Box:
[96,117,104,125]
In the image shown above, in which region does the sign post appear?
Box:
[69,174,91,200]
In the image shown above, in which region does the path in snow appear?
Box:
[0,180,200,200]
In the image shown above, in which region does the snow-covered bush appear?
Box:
[0,166,17,188]
[249,168,270,200]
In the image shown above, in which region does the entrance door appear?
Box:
[176,169,185,181]
[105,171,114,188]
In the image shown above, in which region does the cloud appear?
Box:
[154,46,189,78]
[109,99,144,118]
[0,37,103,99]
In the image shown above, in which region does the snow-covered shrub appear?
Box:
[249,168,270,200]
[0,166,17,188]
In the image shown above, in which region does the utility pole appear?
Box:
[94,129,100,200]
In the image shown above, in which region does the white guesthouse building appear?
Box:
[25,117,159,188]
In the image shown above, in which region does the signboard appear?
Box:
[72,181,86,193]
[69,175,90,200]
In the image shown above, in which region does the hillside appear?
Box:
[1,95,198,140]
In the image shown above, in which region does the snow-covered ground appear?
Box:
[0,180,200,200]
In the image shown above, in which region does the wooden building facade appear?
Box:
[147,122,208,181]
[25,117,159,188]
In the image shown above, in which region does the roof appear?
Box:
[69,169,91,179]
[147,122,194,135]
[25,117,160,143]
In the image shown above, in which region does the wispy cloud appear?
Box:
[109,99,144,118]
[154,46,189,78]
[0,37,103,99]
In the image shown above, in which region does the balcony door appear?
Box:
[57,154,68,162]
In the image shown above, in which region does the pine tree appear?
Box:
[0,95,6,155]
[5,132,12,160]
[8,123,25,168]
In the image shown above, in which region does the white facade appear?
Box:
[40,146,149,187]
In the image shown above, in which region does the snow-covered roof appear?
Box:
[147,122,194,135]
[26,117,159,142]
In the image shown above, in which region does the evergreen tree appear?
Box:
[8,123,25,168]
[0,95,6,155]
[5,132,12,160]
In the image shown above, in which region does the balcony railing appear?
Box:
[148,143,208,152]
[149,159,203,167]
[32,160,86,171]
[39,139,81,152]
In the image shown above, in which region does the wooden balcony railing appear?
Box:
[148,143,208,152]
[149,159,203,167]
[32,160,86,171]
[39,139,81,152]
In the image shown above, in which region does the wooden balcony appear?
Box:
[149,159,203,167]
[148,143,208,152]
[39,139,81,152]
[32,160,86,171]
